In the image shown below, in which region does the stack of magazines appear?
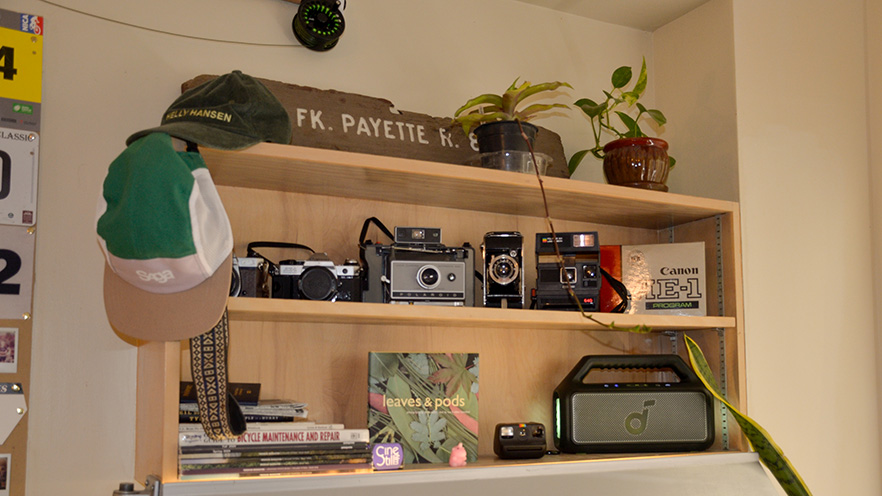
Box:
[178,422,372,479]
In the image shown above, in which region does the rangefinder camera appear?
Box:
[362,227,475,306]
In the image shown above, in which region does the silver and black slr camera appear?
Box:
[362,227,475,306]
[534,231,601,311]
[482,231,524,308]
[272,253,363,302]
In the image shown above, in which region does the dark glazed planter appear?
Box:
[602,137,670,192]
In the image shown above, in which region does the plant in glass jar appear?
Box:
[452,78,571,174]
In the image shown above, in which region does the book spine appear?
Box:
[179,413,302,424]
[179,462,373,479]
[179,381,261,406]
[178,422,344,432]
[180,428,370,447]
[179,441,371,456]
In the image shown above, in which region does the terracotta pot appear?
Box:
[602,137,670,192]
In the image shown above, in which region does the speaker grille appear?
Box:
[571,391,709,444]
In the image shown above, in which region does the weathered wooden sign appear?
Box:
[183,75,569,178]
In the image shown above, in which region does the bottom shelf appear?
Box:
[158,451,776,495]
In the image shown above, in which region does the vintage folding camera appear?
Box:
[362,227,475,306]
[482,231,524,308]
[534,231,601,311]
[271,253,363,302]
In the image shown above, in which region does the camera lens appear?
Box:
[417,265,440,289]
[489,255,519,285]
[300,266,338,300]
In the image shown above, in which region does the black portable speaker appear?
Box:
[553,354,714,454]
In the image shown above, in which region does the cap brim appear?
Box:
[103,253,233,341]
[126,123,259,151]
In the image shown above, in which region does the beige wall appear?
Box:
[3,0,879,494]
[732,0,880,495]
[868,0,882,486]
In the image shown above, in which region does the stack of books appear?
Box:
[179,381,310,424]
[178,423,372,479]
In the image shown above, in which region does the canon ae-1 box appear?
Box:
[620,242,706,316]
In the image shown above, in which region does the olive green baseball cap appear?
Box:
[126,70,292,150]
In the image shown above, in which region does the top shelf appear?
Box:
[201,144,738,231]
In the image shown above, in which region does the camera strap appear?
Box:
[600,267,630,313]
[246,241,315,269]
[189,308,246,440]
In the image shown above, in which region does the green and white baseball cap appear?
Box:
[97,132,233,341]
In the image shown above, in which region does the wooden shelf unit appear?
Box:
[134,143,746,484]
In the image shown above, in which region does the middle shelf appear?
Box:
[226,297,735,331]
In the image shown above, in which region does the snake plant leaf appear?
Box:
[684,336,813,496]
[611,65,633,89]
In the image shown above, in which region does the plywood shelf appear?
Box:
[227,296,735,331]
[201,144,738,230]
[137,143,747,487]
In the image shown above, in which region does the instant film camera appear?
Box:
[362,227,475,306]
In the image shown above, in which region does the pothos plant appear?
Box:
[567,57,675,175]
[452,78,572,135]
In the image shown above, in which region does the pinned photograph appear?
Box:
[0,329,18,374]
[0,453,9,495]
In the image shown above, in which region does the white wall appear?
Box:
[3,0,879,494]
[732,0,881,495]
[653,0,739,201]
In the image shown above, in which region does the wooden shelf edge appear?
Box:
[202,144,738,229]
[158,450,755,489]
[226,297,735,331]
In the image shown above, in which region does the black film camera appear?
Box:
[362,226,475,306]
[273,253,363,302]
[482,232,524,308]
[534,231,601,311]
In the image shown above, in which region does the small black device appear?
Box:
[362,226,475,306]
[292,0,345,51]
[553,354,714,454]
[534,231,601,311]
[482,231,524,308]
[272,253,362,301]
[494,422,547,459]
